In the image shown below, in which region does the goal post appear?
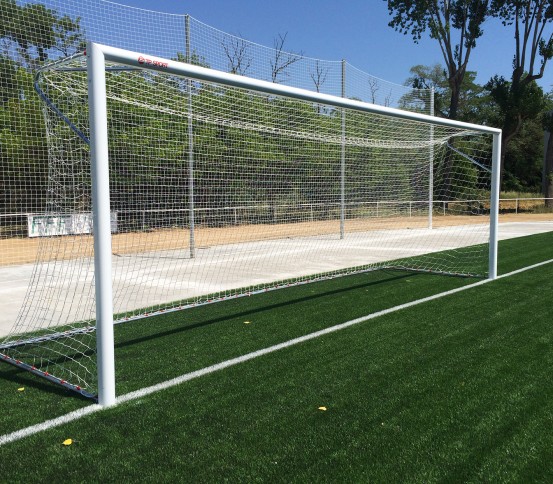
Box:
[489,131,501,279]
[90,42,501,406]
[88,42,116,407]
[0,41,501,406]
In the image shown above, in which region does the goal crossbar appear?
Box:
[96,44,501,135]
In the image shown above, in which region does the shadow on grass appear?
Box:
[115,270,421,350]
[0,270,418,404]
[0,364,92,402]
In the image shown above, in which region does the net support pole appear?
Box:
[489,132,501,280]
[340,59,346,239]
[428,86,434,229]
[87,41,116,407]
[185,15,196,259]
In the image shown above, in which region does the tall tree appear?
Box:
[487,0,553,188]
[544,112,553,206]
[493,0,553,91]
[386,0,491,119]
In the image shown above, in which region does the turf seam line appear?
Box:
[2,257,552,447]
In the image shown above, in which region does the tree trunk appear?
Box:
[499,136,507,191]
[440,75,462,204]
[544,130,553,208]
[448,78,460,120]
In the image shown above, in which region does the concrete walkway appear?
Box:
[1,221,552,338]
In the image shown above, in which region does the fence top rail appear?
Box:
[498,197,553,201]
[5,197,553,220]
[86,42,501,136]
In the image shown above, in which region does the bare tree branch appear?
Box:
[368,78,380,104]
[309,60,328,93]
[270,32,303,83]
[221,35,252,75]
[387,0,490,119]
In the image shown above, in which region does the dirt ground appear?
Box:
[1,212,552,267]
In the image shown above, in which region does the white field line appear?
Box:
[2,257,553,447]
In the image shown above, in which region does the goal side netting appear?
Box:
[0,45,499,401]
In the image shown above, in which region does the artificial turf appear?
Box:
[0,231,552,481]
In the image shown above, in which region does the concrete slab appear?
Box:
[1,221,552,338]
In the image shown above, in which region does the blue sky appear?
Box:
[117,0,553,91]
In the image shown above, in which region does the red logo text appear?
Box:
[137,55,169,69]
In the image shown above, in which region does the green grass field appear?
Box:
[1,231,553,482]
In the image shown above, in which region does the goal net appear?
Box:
[0,44,499,402]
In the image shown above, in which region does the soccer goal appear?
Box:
[0,42,501,406]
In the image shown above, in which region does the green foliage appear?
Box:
[485,74,549,190]
[390,2,553,192]
[486,2,553,190]
[486,76,546,129]
[1,1,84,67]
[0,55,19,104]
[405,64,497,122]
[504,115,546,190]
[386,0,488,49]
[0,0,17,38]
[174,50,210,68]
[405,59,551,193]
[0,2,86,218]
[0,67,50,214]
[543,109,553,132]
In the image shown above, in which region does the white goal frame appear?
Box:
[86,41,501,407]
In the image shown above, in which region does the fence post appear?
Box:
[340,59,346,239]
[185,15,196,258]
[429,85,434,229]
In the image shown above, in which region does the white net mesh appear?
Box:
[0,0,432,264]
[1,51,493,397]
[1,0,432,266]
[1,1,488,399]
